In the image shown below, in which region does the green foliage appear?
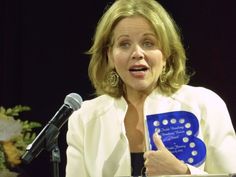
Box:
[0,105,31,117]
[0,105,42,173]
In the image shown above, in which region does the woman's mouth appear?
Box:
[129,67,148,72]
[129,65,149,78]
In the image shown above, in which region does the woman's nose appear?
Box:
[131,45,144,60]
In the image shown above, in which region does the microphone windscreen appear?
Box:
[64,93,83,111]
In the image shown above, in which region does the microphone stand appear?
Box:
[51,141,61,177]
[45,124,61,177]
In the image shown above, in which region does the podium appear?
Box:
[117,174,236,177]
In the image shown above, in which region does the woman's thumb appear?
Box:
[153,132,165,150]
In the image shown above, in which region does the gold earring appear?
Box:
[107,70,119,87]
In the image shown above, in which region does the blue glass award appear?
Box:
[146,111,206,167]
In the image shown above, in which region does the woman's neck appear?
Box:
[124,91,148,107]
[123,84,155,106]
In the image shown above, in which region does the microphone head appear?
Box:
[64,93,83,111]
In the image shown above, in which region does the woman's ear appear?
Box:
[107,47,114,68]
[162,56,167,68]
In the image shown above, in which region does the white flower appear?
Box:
[0,116,22,141]
[0,170,18,177]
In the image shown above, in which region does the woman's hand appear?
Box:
[143,132,190,176]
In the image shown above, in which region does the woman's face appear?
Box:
[108,16,165,95]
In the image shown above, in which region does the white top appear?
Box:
[66,85,236,177]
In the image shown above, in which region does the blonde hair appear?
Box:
[87,0,190,97]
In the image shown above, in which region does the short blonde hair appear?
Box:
[88,0,190,97]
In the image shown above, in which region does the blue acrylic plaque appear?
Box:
[146,111,206,167]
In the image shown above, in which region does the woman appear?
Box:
[66,0,236,176]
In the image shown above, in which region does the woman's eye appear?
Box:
[119,42,130,48]
[143,41,154,48]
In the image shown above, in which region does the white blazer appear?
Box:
[66,85,236,177]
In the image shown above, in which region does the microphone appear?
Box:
[21,93,83,164]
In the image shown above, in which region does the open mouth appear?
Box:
[129,66,148,72]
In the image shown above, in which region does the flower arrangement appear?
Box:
[0,105,41,177]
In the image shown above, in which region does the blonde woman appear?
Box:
[66,0,236,176]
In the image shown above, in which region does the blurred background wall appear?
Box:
[1,0,236,177]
